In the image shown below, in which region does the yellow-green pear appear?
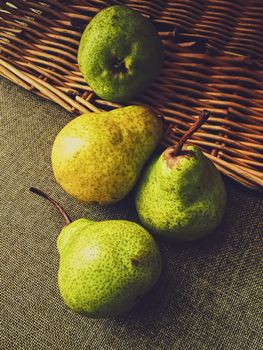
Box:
[30,188,162,318]
[78,5,164,102]
[51,105,163,204]
[135,110,227,241]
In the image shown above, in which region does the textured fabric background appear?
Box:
[0,77,262,350]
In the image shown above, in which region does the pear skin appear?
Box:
[135,145,226,241]
[57,219,162,317]
[78,5,164,102]
[51,105,163,204]
[135,110,226,241]
[30,187,162,318]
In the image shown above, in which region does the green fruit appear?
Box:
[30,188,162,318]
[51,105,163,205]
[135,111,227,241]
[58,219,161,317]
[78,5,164,102]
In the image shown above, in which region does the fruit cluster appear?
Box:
[31,6,226,318]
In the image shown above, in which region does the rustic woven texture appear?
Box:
[0,0,263,190]
[1,77,263,350]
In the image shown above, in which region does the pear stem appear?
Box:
[29,187,72,225]
[171,109,210,157]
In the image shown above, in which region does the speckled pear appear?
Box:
[57,219,161,317]
[51,105,163,205]
[135,110,227,241]
[78,5,164,102]
[30,188,162,318]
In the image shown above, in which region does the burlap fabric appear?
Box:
[1,77,262,350]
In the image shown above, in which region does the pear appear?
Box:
[78,5,164,102]
[51,105,163,205]
[135,110,227,241]
[30,188,162,318]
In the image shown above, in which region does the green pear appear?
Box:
[51,105,163,204]
[78,5,164,102]
[135,110,227,241]
[30,188,162,318]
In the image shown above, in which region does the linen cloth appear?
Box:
[0,77,262,350]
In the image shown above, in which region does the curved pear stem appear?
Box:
[29,187,72,225]
[171,109,210,157]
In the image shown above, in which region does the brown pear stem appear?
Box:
[171,109,210,157]
[29,187,72,225]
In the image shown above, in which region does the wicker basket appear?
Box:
[0,0,262,190]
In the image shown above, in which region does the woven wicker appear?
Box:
[0,0,262,190]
